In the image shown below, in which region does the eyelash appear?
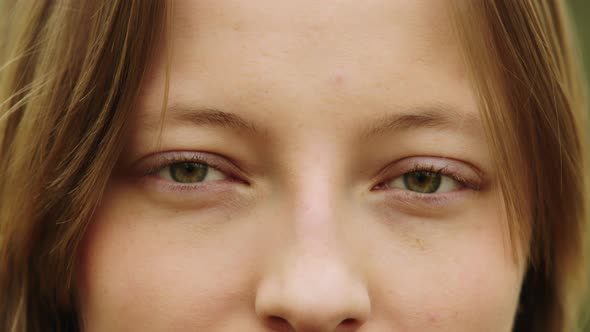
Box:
[142,153,479,194]
[143,152,239,185]
[384,163,474,190]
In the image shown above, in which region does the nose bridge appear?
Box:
[291,162,339,242]
[284,135,346,236]
[284,145,350,270]
[254,147,370,331]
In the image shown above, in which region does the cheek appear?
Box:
[370,201,525,331]
[415,242,522,330]
[78,182,526,331]
[77,185,262,331]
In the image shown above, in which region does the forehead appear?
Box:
[139,0,474,136]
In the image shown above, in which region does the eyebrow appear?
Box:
[165,106,263,135]
[159,103,482,139]
[359,104,482,139]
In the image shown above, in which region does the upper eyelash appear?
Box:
[406,163,476,190]
[141,154,480,192]
[409,163,446,175]
[143,154,225,177]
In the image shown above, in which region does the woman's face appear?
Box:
[79,0,526,331]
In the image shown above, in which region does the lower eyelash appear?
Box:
[137,174,240,198]
[378,187,472,212]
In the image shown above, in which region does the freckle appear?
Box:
[232,21,244,31]
[414,238,425,250]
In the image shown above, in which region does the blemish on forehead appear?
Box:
[329,72,346,88]
[428,313,441,326]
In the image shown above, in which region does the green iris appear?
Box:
[403,171,442,193]
[169,162,209,183]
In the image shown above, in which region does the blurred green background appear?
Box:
[569,1,590,331]
[570,1,590,68]
[568,1,590,330]
[570,0,590,83]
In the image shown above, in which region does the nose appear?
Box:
[254,150,371,331]
[255,250,371,331]
[254,214,371,331]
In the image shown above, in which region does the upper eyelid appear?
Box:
[408,165,466,184]
[374,157,484,189]
[137,151,237,178]
[136,152,484,188]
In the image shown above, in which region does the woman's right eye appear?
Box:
[158,162,228,184]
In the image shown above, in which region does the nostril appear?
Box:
[269,315,287,323]
[266,315,293,332]
[265,315,359,331]
[340,317,362,329]
[341,318,356,325]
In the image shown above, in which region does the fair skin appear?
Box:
[78,0,526,331]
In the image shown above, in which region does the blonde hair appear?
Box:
[0,1,167,330]
[0,0,587,331]
[451,1,589,331]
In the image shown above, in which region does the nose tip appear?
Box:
[254,257,371,332]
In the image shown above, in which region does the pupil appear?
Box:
[170,162,208,183]
[404,171,441,193]
[415,172,428,183]
[183,163,196,173]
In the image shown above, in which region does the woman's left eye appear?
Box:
[158,162,228,184]
[386,170,462,193]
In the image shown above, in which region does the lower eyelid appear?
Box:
[145,174,238,193]
[379,187,474,213]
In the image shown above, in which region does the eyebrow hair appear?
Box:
[169,106,263,135]
[160,103,481,140]
[359,104,482,140]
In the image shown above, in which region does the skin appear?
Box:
[78,0,527,331]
